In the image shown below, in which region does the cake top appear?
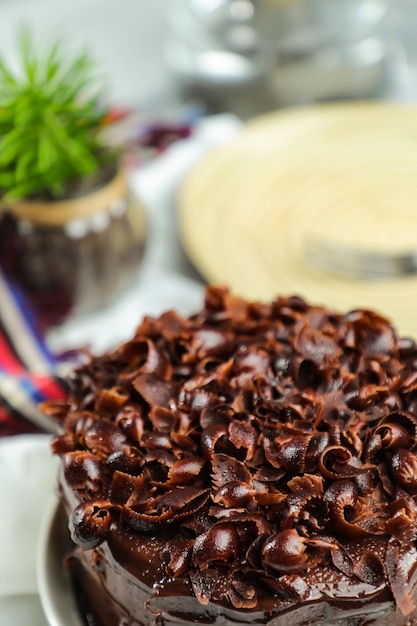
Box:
[48,286,417,616]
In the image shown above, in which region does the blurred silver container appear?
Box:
[165,0,392,116]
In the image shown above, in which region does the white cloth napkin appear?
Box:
[0,113,241,625]
[0,435,57,599]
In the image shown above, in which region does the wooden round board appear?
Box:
[179,102,417,338]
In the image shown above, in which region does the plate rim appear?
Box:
[36,497,84,626]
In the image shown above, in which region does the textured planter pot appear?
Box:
[0,168,147,328]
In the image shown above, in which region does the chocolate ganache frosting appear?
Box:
[46,286,417,625]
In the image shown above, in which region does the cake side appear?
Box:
[47,286,417,625]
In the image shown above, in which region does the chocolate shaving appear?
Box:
[331,543,354,577]
[50,432,75,454]
[132,373,177,408]
[353,552,386,586]
[375,413,415,451]
[200,423,229,459]
[226,576,257,609]
[318,445,369,480]
[167,457,205,484]
[94,386,129,415]
[211,453,252,490]
[189,569,218,605]
[287,473,324,494]
[165,540,193,577]
[83,420,129,460]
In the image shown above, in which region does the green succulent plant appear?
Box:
[0,27,112,202]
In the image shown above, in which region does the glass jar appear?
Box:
[0,168,147,329]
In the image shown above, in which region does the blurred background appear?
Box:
[1,0,417,118]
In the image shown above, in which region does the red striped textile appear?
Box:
[0,269,68,436]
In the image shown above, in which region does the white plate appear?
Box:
[37,499,84,626]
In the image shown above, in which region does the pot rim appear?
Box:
[4,167,127,226]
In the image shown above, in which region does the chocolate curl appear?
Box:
[83,420,129,460]
[70,500,115,549]
[232,349,271,387]
[200,423,228,459]
[118,338,173,381]
[122,487,209,533]
[149,309,187,341]
[40,398,69,421]
[148,406,178,433]
[71,411,99,448]
[331,544,354,577]
[63,451,103,498]
[281,492,328,534]
[374,411,417,451]
[50,432,75,454]
[390,449,417,491]
[200,405,234,429]
[228,420,258,461]
[344,309,395,356]
[192,522,239,569]
[141,449,176,486]
[107,446,143,474]
[387,497,416,534]
[212,481,256,509]
[318,445,369,480]
[182,327,234,362]
[269,434,312,473]
[294,323,342,367]
[259,572,310,602]
[115,405,145,443]
[324,480,367,539]
[132,373,177,408]
[400,370,417,394]
[287,473,324,494]
[94,386,129,416]
[141,431,173,451]
[261,529,329,575]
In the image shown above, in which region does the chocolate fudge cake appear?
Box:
[47,286,417,625]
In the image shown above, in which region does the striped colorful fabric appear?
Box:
[0,269,68,437]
